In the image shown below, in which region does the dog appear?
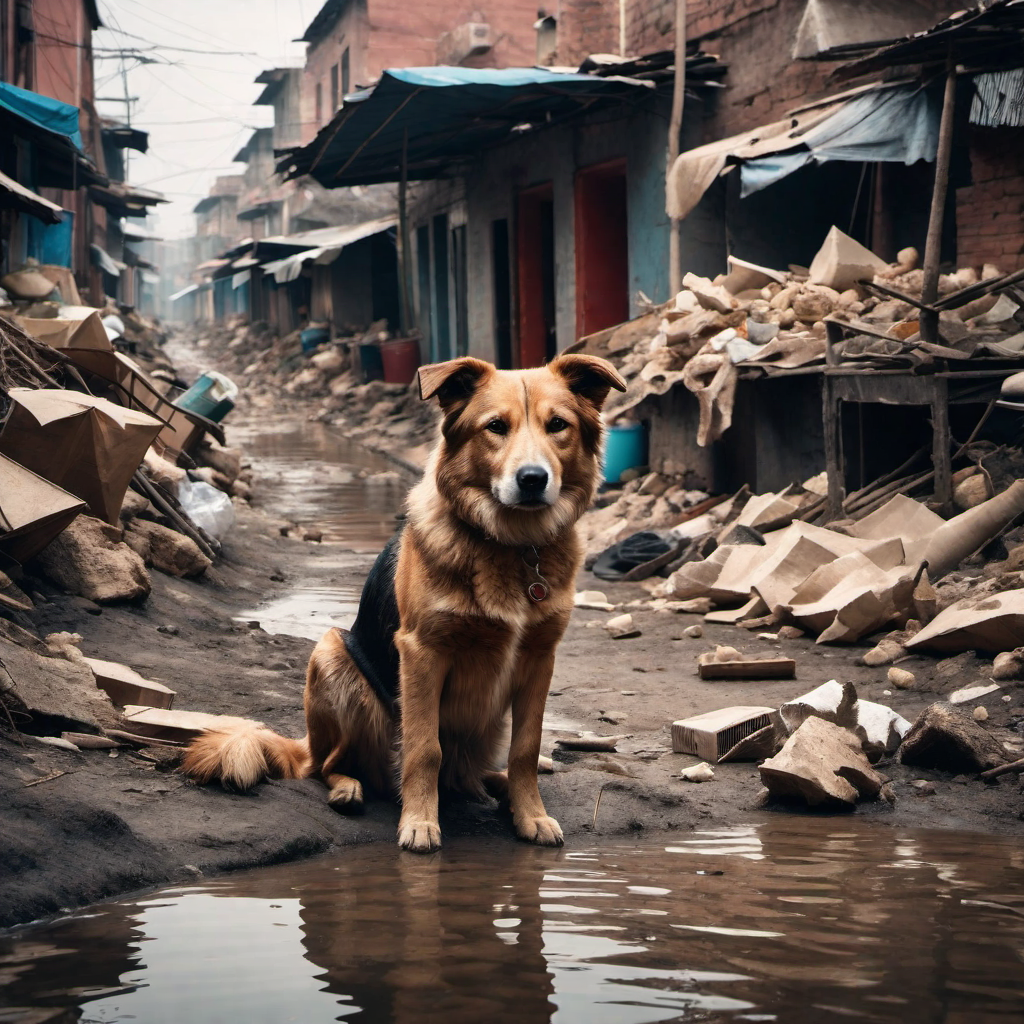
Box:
[183,353,626,852]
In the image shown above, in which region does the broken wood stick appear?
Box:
[555,734,628,752]
[980,756,1024,781]
[132,469,218,561]
[697,656,796,680]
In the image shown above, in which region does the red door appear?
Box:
[574,159,628,340]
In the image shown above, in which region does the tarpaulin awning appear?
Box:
[0,81,83,149]
[119,222,162,242]
[280,66,653,187]
[259,216,397,283]
[89,182,167,217]
[0,169,64,225]
[232,269,251,289]
[667,82,939,220]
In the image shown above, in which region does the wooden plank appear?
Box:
[121,706,257,743]
[697,657,796,680]
[931,375,952,512]
[822,375,844,520]
[84,657,176,710]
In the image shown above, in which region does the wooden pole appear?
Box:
[666,0,687,299]
[398,127,412,332]
[920,56,958,343]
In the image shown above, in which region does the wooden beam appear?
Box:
[920,57,958,343]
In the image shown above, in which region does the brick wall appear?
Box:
[956,128,1024,271]
[552,0,620,67]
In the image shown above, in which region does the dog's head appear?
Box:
[418,354,627,546]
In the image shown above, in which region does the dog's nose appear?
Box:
[516,465,549,497]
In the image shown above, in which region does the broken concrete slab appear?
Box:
[759,716,884,807]
[683,272,737,313]
[83,657,176,710]
[905,590,1024,654]
[899,702,1008,774]
[0,636,117,734]
[120,706,259,744]
[671,705,778,761]
[680,762,715,782]
[35,516,151,604]
[809,226,887,291]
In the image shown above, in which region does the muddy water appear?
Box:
[2,821,1023,1024]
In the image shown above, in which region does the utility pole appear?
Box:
[666,0,686,299]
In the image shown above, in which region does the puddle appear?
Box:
[229,418,410,554]
[3,820,1024,1023]
[236,584,362,642]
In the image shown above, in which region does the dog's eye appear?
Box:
[547,417,570,433]
[485,419,508,435]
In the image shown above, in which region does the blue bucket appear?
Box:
[301,325,330,353]
[176,371,238,423]
[603,422,647,484]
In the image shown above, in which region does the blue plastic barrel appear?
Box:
[301,326,330,353]
[176,371,238,423]
[603,422,647,484]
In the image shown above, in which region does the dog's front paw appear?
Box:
[398,819,442,853]
[516,815,564,846]
[327,778,364,815]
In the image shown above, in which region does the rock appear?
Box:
[604,613,633,634]
[860,639,905,666]
[809,227,887,291]
[157,624,179,636]
[682,272,736,313]
[792,290,835,323]
[759,716,883,806]
[992,648,1024,680]
[911,779,936,796]
[125,519,212,578]
[310,347,346,374]
[899,702,1007,773]
[0,635,117,733]
[887,667,916,690]
[35,516,151,603]
[599,710,628,725]
[143,449,187,492]
[953,469,993,511]
[680,762,715,783]
[671,597,712,614]
[683,624,703,638]
[973,706,989,722]
[70,596,102,616]
[118,489,152,521]
[303,529,323,543]
[197,440,243,484]
[777,625,805,639]
[575,590,615,612]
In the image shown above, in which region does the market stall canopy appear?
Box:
[280,66,654,187]
[667,81,939,221]
[0,81,83,149]
[259,216,398,283]
[0,169,64,225]
[89,182,167,218]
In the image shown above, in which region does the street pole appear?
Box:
[667,0,686,299]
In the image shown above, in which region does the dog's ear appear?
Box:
[418,357,494,409]
[549,354,627,408]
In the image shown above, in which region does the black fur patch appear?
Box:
[342,529,402,714]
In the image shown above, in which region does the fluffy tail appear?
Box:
[182,720,311,791]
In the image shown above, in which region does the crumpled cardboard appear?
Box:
[14,309,112,352]
[0,389,162,525]
[0,452,86,563]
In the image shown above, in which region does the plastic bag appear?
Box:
[178,477,235,540]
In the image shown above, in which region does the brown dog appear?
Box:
[183,353,626,852]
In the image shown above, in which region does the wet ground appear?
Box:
[3,819,1024,1024]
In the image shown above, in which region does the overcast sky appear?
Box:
[93,0,316,238]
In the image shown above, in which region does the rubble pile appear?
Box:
[571,227,1024,445]
[187,317,438,468]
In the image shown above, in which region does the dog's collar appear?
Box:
[522,546,550,602]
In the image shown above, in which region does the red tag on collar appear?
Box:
[528,582,549,602]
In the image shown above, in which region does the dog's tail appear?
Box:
[182,720,310,791]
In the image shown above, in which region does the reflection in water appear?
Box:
[2,821,1024,1024]
[230,418,410,553]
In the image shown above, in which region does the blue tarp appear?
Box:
[0,81,83,150]
[740,84,940,196]
[26,210,74,267]
[282,66,652,186]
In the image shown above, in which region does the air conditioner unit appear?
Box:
[437,22,494,65]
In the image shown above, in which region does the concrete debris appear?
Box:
[991,649,1024,680]
[671,705,778,762]
[574,590,616,611]
[759,716,884,807]
[808,226,888,291]
[83,657,176,710]
[680,761,715,782]
[554,734,625,752]
[906,589,1024,653]
[683,624,704,638]
[899,702,1008,774]
[35,515,151,604]
[697,650,796,679]
[973,706,989,721]
[948,682,1002,705]
[887,667,916,690]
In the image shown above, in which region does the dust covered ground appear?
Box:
[2,341,1023,930]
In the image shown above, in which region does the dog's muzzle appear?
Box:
[494,462,557,508]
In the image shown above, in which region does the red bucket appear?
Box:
[380,338,421,385]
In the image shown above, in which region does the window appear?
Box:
[341,48,350,97]
[315,82,322,125]
[330,64,339,112]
